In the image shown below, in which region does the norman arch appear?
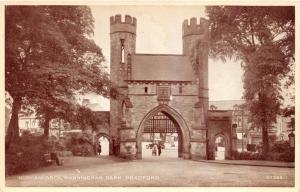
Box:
[136,104,191,159]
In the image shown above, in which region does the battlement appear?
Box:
[110,14,137,26]
[110,14,137,35]
[182,17,209,37]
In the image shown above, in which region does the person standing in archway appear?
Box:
[152,143,158,156]
[158,144,162,156]
[97,142,102,157]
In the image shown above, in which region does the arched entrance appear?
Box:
[136,105,190,159]
[96,133,110,156]
[214,134,227,160]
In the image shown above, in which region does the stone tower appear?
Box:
[182,17,209,159]
[110,14,136,149]
[182,17,209,120]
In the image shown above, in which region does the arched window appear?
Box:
[122,101,126,118]
[120,39,125,63]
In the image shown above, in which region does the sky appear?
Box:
[81,5,244,110]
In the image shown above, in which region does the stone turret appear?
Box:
[110,14,137,35]
[182,17,209,36]
[110,14,137,157]
[182,17,209,55]
[182,17,209,160]
[182,17,209,112]
[110,14,136,86]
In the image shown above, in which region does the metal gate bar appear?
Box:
[144,112,178,133]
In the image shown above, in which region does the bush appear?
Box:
[271,140,290,153]
[5,135,48,175]
[234,151,253,160]
[270,140,295,162]
[265,152,281,161]
[279,150,294,162]
[71,143,95,156]
[64,131,95,157]
[5,133,72,175]
[233,141,295,162]
[249,152,265,160]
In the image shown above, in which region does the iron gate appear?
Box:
[144,112,178,133]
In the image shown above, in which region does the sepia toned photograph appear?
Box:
[3,3,296,188]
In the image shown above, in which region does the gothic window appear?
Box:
[144,87,148,93]
[120,39,125,63]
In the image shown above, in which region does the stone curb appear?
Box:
[195,160,295,168]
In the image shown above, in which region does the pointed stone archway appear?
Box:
[213,133,230,160]
[95,133,111,156]
[136,104,191,159]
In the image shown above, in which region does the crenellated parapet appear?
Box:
[110,14,137,34]
[182,17,209,39]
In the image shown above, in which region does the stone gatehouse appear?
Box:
[107,14,236,160]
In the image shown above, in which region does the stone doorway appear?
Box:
[214,134,226,160]
[136,105,190,159]
[96,134,110,156]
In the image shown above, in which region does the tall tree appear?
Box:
[205,6,294,155]
[5,6,110,149]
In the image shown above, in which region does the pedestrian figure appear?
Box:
[158,144,162,156]
[152,143,158,156]
[97,143,102,157]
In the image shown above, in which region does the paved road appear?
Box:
[6,154,294,187]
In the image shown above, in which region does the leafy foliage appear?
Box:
[206,6,295,154]
[5,6,111,148]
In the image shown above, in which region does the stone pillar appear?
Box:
[190,101,208,160]
[190,135,207,160]
[119,123,137,159]
[118,98,136,159]
[177,132,190,159]
[182,142,191,159]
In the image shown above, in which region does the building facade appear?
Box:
[109,14,234,160]
[209,100,292,152]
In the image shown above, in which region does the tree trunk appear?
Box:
[5,97,22,151]
[43,117,51,138]
[262,124,269,156]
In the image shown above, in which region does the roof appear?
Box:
[208,110,232,120]
[131,54,196,81]
[209,100,245,110]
